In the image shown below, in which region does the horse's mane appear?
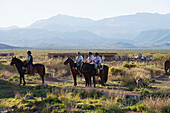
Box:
[67,57,76,67]
[13,58,24,64]
[68,57,75,63]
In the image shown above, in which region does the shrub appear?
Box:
[134,88,140,92]
[109,66,124,76]
[6,74,20,82]
[143,96,170,113]
[115,97,123,103]
[140,89,150,95]
[160,106,170,113]
[123,61,136,68]
[136,103,146,112]
[45,59,70,77]
[82,104,95,110]
[0,74,5,78]
[120,77,136,87]
[130,103,147,112]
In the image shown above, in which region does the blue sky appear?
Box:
[0,0,170,27]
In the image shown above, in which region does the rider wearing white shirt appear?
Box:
[86,52,94,64]
[76,52,83,67]
[94,52,102,75]
[94,53,101,64]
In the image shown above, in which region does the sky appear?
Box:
[0,0,170,27]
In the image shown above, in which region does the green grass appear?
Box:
[0,49,169,112]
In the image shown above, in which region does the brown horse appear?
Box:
[64,58,108,87]
[64,58,96,87]
[164,60,170,74]
[10,57,45,85]
[64,58,81,86]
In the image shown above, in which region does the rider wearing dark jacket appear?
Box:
[25,51,33,73]
[26,51,33,65]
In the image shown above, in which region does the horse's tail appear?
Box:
[164,60,167,72]
[43,65,45,75]
[104,65,109,83]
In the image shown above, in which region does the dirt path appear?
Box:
[151,75,170,90]
[36,77,141,99]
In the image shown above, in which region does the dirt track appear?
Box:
[36,77,142,99]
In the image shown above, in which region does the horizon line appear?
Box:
[0,12,169,28]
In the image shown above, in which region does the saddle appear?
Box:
[95,64,103,70]
[23,61,33,74]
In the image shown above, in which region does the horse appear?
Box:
[164,60,170,74]
[81,62,109,86]
[79,63,96,87]
[98,65,109,86]
[64,57,81,86]
[10,57,45,86]
[64,58,109,87]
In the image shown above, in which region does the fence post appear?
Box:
[7,53,10,62]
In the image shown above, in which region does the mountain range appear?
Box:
[0,43,20,49]
[0,12,170,49]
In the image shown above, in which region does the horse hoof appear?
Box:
[23,83,26,86]
[18,84,21,86]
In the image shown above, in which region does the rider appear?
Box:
[94,52,101,75]
[25,51,33,73]
[76,52,83,70]
[86,52,94,64]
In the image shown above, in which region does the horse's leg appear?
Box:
[19,74,22,86]
[73,73,77,86]
[99,71,104,86]
[93,75,96,87]
[22,74,26,86]
[41,74,45,84]
[89,76,91,87]
[102,70,106,86]
[84,75,88,87]
[165,69,167,74]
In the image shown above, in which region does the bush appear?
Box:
[160,106,170,113]
[115,97,123,103]
[130,103,147,112]
[136,103,146,112]
[140,89,150,95]
[143,96,170,113]
[123,61,136,68]
[0,74,5,78]
[120,77,136,87]
[45,59,70,77]
[109,66,124,76]
[7,74,20,82]
[82,104,95,110]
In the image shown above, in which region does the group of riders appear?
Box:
[24,51,102,74]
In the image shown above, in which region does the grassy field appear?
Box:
[0,49,170,113]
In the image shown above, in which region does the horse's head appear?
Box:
[64,57,72,65]
[10,56,16,66]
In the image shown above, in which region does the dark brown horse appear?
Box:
[164,60,170,74]
[10,57,45,85]
[64,58,109,87]
[80,63,96,87]
[98,65,109,86]
[64,58,81,86]
[64,58,95,87]
[80,63,109,86]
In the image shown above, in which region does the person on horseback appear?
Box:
[94,52,102,75]
[76,52,83,70]
[86,52,94,64]
[24,51,33,73]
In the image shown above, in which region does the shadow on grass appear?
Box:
[0,79,38,99]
